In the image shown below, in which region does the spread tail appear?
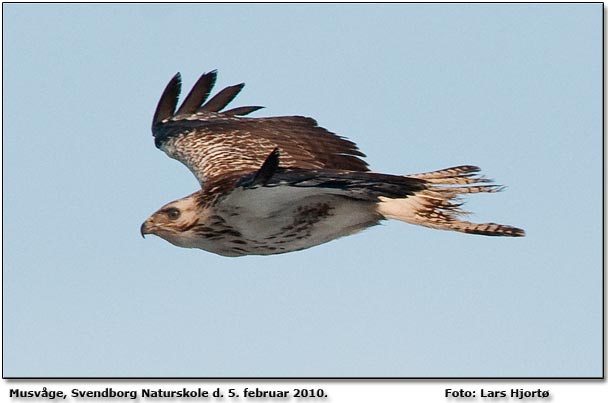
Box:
[377,166,525,237]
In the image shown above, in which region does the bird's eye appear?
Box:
[166,208,181,220]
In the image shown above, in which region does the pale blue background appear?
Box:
[2,4,602,377]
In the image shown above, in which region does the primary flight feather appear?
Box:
[141,70,524,257]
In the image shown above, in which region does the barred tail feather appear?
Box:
[377,166,525,237]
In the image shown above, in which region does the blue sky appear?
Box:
[2,3,602,377]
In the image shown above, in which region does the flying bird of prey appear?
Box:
[141,70,524,256]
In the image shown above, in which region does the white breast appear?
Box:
[217,185,381,255]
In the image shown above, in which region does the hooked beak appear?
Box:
[140,221,151,238]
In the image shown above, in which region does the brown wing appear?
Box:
[151,71,369,188]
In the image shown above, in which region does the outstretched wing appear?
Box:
[151,70,369,188]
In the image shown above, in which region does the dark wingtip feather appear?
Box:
[200,83,245,112]
[152,72,182,127]
[251,148,281,186]
[222,105,265,116]
[175,70,217,116]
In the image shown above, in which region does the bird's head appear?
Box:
[140,193,204,248]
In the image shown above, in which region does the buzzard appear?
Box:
[141,70,524,256]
